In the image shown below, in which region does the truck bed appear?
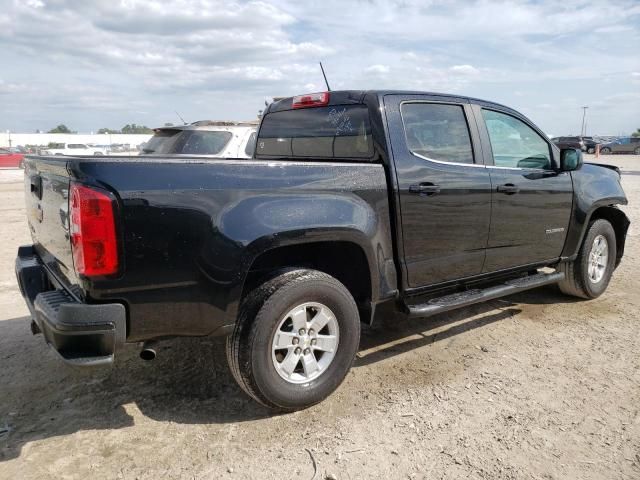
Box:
[22,154,395,342]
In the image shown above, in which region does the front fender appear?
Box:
[561,163,628,259]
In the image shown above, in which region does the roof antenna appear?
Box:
[175,111,188,125]
[319,61,331,92]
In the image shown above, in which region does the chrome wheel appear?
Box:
[588,235,608,284]
[271,302,339,384]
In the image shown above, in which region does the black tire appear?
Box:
[558,219,616,299]
[634,147,640,155]
[226,269,360,411]
[587,147,595,154]
[600,147,612,154]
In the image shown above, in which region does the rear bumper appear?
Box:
[15,245,126,367]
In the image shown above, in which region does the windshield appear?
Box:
[142,129,233,155]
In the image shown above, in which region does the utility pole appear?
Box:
[580,106,588,137]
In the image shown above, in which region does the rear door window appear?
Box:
[400,102,475,164]
[257,105,373,159]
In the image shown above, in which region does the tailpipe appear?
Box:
[140,341,158,361]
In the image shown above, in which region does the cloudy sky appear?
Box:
[1,0,638,135]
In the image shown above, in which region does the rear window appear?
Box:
[143,129,232,155]
[256,105,373,159]
[244,132,257,157]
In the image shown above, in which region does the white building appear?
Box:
[1,132,153,149]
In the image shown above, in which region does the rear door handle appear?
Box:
[409,183,440,196]
[496,183,519,195]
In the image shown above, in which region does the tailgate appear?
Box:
[23,156,79,292]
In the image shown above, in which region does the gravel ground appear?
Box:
[1,156,639,480]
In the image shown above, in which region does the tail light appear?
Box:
[292,92,330,109]
[70,183,118,277]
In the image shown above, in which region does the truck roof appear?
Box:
[267,90,517,115]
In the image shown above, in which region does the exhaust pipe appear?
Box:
[140,341,158,361]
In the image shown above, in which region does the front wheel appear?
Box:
[558,219,616,299]
[600,147,612,154]
[587,147,595,154]
[634,147,640,155]
[226,269,360,411]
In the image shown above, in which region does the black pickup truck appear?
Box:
[16,90,629,410]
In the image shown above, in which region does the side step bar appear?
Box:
[406,271,564,318]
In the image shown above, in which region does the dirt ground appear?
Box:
[1,156,639,480]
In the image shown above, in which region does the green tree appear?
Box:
[97,128,120,134]
[632,128,640,138]
[48,124,72,133]
[121,124,153,134]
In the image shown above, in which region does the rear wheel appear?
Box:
[226,269,360,411]
[558,219,616,299]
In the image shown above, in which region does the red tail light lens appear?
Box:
[292,92,330,109]
[70,183,118,277]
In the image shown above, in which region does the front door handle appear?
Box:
[497,183,519,195]
[409,183,440,196]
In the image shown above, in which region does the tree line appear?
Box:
[47,124,155,134]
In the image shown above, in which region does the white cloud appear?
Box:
[365,64,390,74]
[450,65,479,76]
[0,0,638,134]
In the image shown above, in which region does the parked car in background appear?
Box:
[43,143,107,156]
[581,137,599,154]
[141,121,258,158]
[550,136,585,151]
[0,147,24,168]
[599,137,640,155]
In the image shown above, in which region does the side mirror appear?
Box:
[560,148,583,172]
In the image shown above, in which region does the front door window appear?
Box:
[482,109,552,170]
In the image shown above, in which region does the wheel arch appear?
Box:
[240,239,379,325]
[588,206,630,267]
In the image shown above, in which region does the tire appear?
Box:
[587,148,595,154]
[634,147,640,155]
[600,147,612,154]
[558,219,616,299]
[226,269,360,411]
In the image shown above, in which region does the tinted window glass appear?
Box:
[400,103,474,164]
[68,144,85,149]
[482,109,551,169]
[178,131,232,155]
[142,129,232,155]
[257,105,373,159]
[142,130,182,154]
[244,132,257,157]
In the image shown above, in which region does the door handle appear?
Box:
[409,183,440,196]
[496,183,519,195]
